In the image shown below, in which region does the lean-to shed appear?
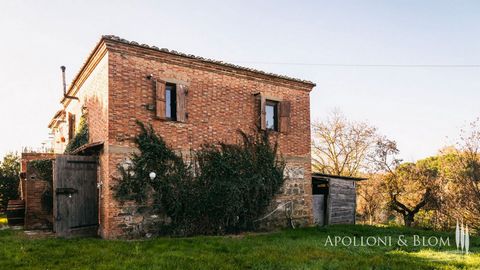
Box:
[311,173,367,225]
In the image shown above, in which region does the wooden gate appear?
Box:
[53,155,98,237]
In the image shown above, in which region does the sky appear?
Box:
[0,0,479,161]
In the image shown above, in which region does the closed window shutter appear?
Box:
[259,94,266,130]
[279,101,291,133]
[155,80,166,119]
[176,84,188,122]
[68,113,76,139]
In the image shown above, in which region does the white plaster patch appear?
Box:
[284,166,305,179]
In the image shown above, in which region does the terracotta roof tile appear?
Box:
[102,35,316,86]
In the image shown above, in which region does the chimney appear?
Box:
[61,66,66,96]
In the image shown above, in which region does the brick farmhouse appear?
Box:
[47,35,316,238]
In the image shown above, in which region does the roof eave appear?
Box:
[102,35,316,88]
[312,172,368,181]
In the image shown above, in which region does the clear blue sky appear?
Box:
[0,0,479,161]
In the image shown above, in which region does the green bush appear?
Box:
[29,159,53,214]
[115,122,285,235]
[64,115,89,154]
[0,154,20,211]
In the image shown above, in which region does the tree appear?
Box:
[451,118,480,230]
[371,138,440,227]
[356,173,387,225]
[312,110,377,176]
[0,153,20,211]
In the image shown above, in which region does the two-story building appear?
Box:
[48,35,316,238]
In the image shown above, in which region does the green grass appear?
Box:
[0,225,479,269]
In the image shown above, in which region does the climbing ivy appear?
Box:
[29,159,53,213]
[115,121,285,235]
[64,115,89,154]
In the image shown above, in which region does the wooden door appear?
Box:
[313,195,326,225]
[53,155,98,237]
[312,179,329,226]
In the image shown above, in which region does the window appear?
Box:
[165,83,177,120]
[155,80,187,122]
[265,100,278,131]
[258,94,290,133]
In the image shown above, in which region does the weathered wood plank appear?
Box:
[327,178,357,225]
[54,155,98,237]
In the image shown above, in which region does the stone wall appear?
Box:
[256,162,312,230]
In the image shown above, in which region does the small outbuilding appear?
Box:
[311,173,367,226]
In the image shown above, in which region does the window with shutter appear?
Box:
[165,83,177,120]
[256,94,291,133]
[155,80,188,122]
[265,100,279,131]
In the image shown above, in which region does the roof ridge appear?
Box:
[102,35,316,86]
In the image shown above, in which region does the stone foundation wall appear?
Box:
[256,161,312,230]
[115,202,170,238]
[106,158,312,238]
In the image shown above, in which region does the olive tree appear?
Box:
[371,138,440,227]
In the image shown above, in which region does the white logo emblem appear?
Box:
[456,220,470,254]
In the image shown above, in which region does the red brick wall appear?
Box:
[24,180,52,229]
[20,153,54,201]
[52,48,110,236]
[100,40,315,238]
[53,48,110,153]
[20,153,55,229]
[55,38,315,238]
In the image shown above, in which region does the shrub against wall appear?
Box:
[29,159,53,213]
[115,122,285,235]
[64,115,89,154]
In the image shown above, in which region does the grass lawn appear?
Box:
[0,225,479,270]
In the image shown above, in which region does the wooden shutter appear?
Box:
[155,80,166,119]
[279,101,291,133]
[259,94,266,130]
[176,84,188,122]
[68,113,76,139]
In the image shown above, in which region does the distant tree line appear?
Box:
[312,111,480,232]
[0,153,20,211]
